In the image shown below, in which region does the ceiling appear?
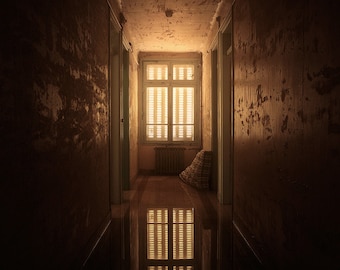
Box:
[119,0,231,53]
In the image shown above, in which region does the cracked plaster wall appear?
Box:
[0,0,112,268]
[233,0,340,268]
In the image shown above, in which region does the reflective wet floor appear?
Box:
[109,175,262,270]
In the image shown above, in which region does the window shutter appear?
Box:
[146,87,168,141]
[173,87,194,141]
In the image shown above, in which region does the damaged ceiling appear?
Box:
[119,0,232,53]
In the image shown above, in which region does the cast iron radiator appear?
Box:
[154,147,185,175]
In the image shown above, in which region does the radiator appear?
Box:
[155,147,185,175]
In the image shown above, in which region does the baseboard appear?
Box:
[81,213,112,268]
[232,214,266,268]
[233,220,263,264]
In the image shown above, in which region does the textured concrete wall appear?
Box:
[233,0,340,268]
[0,0,112,268]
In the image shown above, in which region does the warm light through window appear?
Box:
[144,62,197,142]
[173,65,194,80]
[173,87,194,141]
[146,87,168,141]
[147,64,168,80]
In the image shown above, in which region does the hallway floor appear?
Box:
[109,175,262,270]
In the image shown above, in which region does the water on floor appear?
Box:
[85,175,262,270]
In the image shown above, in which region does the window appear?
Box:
[147,208,195,269]
[141,57,201,144]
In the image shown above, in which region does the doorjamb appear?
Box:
[109,9,122,204]
[217,13,234,204]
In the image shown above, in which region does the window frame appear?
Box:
[139,54,202,146]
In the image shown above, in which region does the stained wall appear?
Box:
[233,0,340,267]
[0,0,114,268]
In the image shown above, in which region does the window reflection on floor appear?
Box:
[147,208,169,260]
[173,208,194,260]
[147,208,195,269]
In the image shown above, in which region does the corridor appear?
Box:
[1,0,340,269]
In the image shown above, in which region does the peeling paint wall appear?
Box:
[233,0,340,267]
[0,0,112,268]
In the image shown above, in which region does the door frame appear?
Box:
[122,38,131,191]
[109,9,122,204]
[217,13,234,204]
